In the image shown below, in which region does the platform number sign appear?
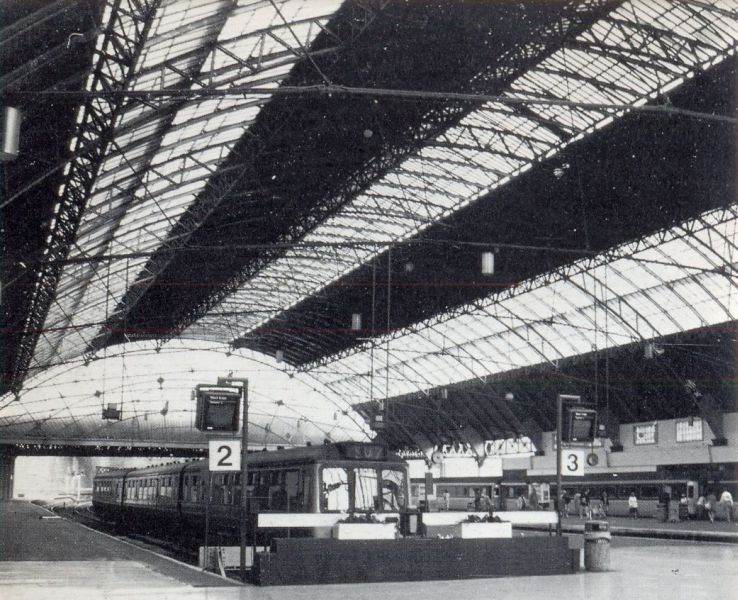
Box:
[209,440,241,472]
[561,449,585,477]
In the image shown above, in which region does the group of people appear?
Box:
[696,489,734,523]
[559,488,612,519]
[440,486,735,522]
[558,488,734,522]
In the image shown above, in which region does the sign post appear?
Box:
[556,394,581,536]
[216,377,249,583]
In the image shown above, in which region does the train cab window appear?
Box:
[354,468,379,512]
[321,467,350,512]
[381,469,406,510]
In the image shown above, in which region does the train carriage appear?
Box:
[410,462,737,520]
[93,442,411,544]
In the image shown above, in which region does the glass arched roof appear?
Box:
[314,205,737,402]
[3,0,735,448]
[183,0,737,344]
[0,339,368,447]
[32,0,344,370]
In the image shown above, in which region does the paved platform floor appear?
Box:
[2,501,737,600]
[532,514,738,541]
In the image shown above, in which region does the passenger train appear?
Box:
[412,463,738,519]
[93,442,410,543]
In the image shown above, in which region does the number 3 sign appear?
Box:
[209,440,241,472]
[561,449,584,476]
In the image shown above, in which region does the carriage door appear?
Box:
[686,481,698,516]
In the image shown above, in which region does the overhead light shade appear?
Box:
[351,313,362,331]
[1,107,21,161]
[275,349,284,363]
[481,251,495,275]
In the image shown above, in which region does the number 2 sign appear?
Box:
[561,449,584,476]
[209,440,241,472]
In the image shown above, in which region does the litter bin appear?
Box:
[584,520,611,572]
[656,503,667,522]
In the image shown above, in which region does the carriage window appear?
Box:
[381,469,406,510]
[223,474,233,504]
[321,467,350,512]
[285,470,301,511]
[253,471,270,509]
[640,486,659,500]
[267,471,286,510]
[301,470,312,511]
[234,473,241,504]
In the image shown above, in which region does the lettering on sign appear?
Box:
[560,449,585,476]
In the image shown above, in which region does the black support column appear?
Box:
[0,446,17,500]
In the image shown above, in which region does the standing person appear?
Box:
[720,489,734,522]
[696,494,706,520]
[628,491,638,518]
[561,490,571,518]
[442,489,450,511]
[529,486,539,510]
[479,490,492,511]
[581,488,591,520]
[706,491,717,523]
[601,490,609,517]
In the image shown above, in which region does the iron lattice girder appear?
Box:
[84,0,393,357]
[10,0,161,393]
[181,0,618,361]
[45,2,245,362]
[299,204,738,379]
[565,5,737,80]
[37,6,355,370]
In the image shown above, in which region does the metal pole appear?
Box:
[239,381,249,582]
[556,394,563,537]
[204,472,212,566]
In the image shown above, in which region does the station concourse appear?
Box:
[0,0,736,597]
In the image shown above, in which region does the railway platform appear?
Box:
[2,499,737,600]
[517,514,738,543]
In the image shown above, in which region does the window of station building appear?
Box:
[676,417,703,443]
[634,423,657,445]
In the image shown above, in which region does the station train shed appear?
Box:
[0,0,736,486]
